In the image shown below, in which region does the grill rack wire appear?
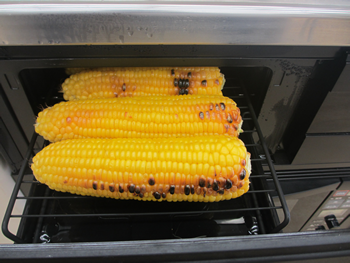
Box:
[2,83,290,243]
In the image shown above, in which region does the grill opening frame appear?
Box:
[2,72,290,243]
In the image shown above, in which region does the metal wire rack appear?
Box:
[2,82,290,244]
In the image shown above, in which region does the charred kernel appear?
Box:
[122,83,126,91]
[225,179,233,189]
[242,159,246,166]
[212,180,219,191]
[109,184,115,192]
[218,177,226,186]
[220,103,226,110]
[119,185,124,193]
[224,124,230,132]
[100,182,105,191]
[114,92,118,97]
[237,181,244,189]
[199,112,204,120]
[153,192,161,200]
[191,185,195,194]
[201,80,207,87]
[92,181,98,190]
[174,78,178,87]
[135,186,140,194]
[233,124,238,130]
[184,79,190,88]
[139,193,144,198]
[129,184,135,193]
[240,169,246,180]
[203,188,207,197]
[199,177,206,187]
[179,79,184,88]
[215,79,220,85]
[207,178,213,188]
[179,89,185,95]
[209,103,214,110]
[187,72,192,78]
[148,177,155,186]
[183,89,188,95]
[171,69,175,76]
[227,113,233,123]
[218,189,225,195]
[169,185,175,195]
[215,104,220,111]
[162,192,166,198]
[185,185,190,195]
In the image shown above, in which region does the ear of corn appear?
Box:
[32,136,251,202]
[62,67,225,100]
[35,95,243,143]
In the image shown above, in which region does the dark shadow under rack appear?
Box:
[2,83,290,244]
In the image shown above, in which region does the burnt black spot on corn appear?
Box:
[174,78,178,87]
[218,189,225,195]
[153,192,161,200]
[100,182,104,190]
[199,177,206,187]
[171,69,175,76]
[225,179,233,189]
[179,79,184,88]
[191,185,195,195]
[215,79,219,85]
[92,181,98,190]
[184,79,190,88]
[220,103,225,110]
[139,193,144,198]
[109,184,115,192]
[162,192,166,198]
[209,103,214,110]
[185,185,190,195]
[201,80,207,87]
[187,72,192,78]
[215,104,220,111]
[135,186,141,194]
[170,185,175,195]
[129,184,135,193]
[199,112,204,120]
[122,83,126,92]
[183,89,188,95]
[148,177,155,186]
[119,185,124,193]
[240,169,246,180]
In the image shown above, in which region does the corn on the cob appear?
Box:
[32,136,251,202]
[62,67,225,100]
[35,95,243,143]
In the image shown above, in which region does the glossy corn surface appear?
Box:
[62,67,225,100]
[35,95,243,142]
[32,136,251,202]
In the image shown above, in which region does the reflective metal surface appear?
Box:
[0,1,350,46]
